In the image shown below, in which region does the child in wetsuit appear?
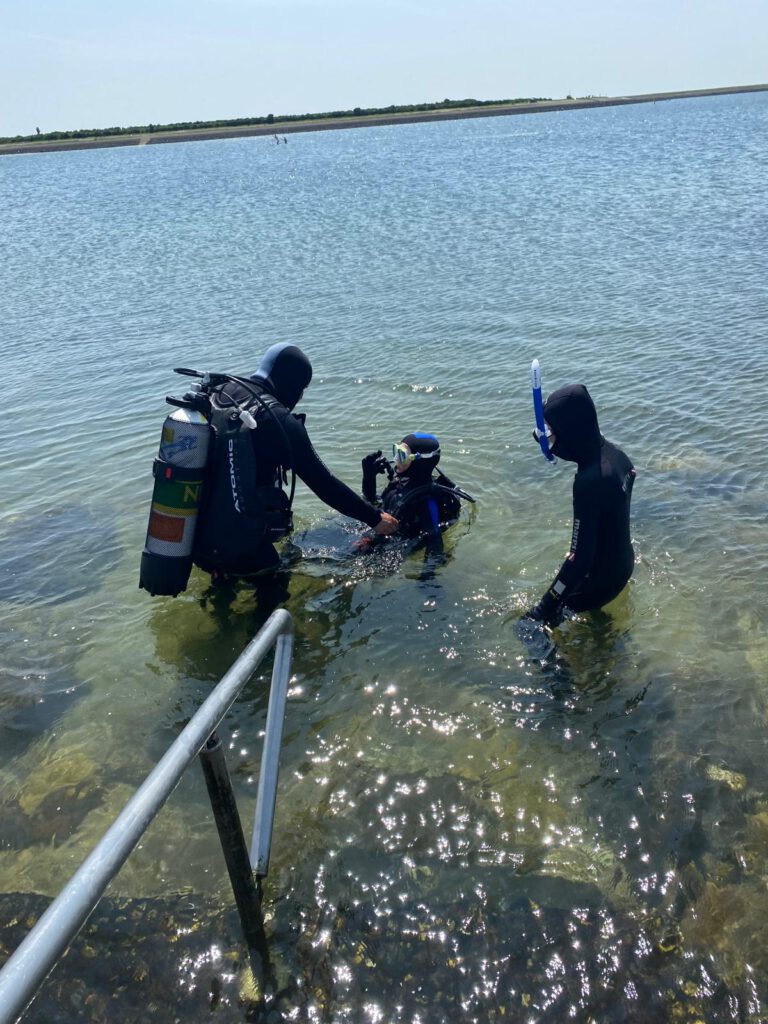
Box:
[524,384,636,626]
[360,432,472,544]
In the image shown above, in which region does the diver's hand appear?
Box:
[516,612,541,643]
[523,605,544,622]
[373,512,398,536]
[352,535,374,552]
[524,598,564,629]
[362,450,385,471]
[515,614,555,660]
[362,451,392,478]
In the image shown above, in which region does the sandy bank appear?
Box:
[2,84,766,156]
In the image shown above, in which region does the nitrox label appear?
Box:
[152,476,204,516]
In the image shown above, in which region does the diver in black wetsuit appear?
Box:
[524,384,636,626]
[193,343,397,580]
[359,432,472,547]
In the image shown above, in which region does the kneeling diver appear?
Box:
[359,431,474,548]
[524,384,636,626]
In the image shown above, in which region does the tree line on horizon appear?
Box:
[1,96,551,145]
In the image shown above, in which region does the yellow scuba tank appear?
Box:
[139,406,211,596]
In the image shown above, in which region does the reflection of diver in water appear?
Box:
[520,384,636,643]
[357,432,475,560]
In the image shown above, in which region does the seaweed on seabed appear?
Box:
[267,863,759,1022]
[0,892,270,1022]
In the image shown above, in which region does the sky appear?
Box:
[1,0,766,138]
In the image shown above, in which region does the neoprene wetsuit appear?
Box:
[378,474,461,540]
[194,345,382,578]
[535,384,636,622]
[362,437,464,545]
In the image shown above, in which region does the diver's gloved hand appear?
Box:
[373,512,398,536]
[524,590,564,628]
[362,451,391,475]
[515,614,555,660]
[517,593,561,660]
[362,450,392,501]
[522,605,544,623]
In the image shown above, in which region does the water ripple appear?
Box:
[2,91,768,1020]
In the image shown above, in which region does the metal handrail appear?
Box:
[0,608,293,1024]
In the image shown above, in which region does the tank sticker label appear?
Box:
[148,510,185,543]
[153,477,203,509]
[152,502,197,518]
[160,435,198,459]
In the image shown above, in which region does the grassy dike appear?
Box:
[2,84,766,156]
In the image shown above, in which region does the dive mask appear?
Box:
[393,442,440,468]
[532,424,554,456]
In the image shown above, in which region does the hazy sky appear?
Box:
[1,0,766,137]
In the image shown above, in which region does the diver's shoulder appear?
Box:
[600,438,633,468]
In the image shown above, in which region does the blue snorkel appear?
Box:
[531,359,556,464]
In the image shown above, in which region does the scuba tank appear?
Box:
[139,367,297,595]
[139,401,211,597]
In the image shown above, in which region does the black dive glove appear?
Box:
[523,588,564,628]
[361,451,393,502]
[516,590,562,659]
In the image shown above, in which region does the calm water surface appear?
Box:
[1,93,768,1021]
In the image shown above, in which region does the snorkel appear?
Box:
[531,359,556,464]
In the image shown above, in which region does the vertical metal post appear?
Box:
[199,732,266,953]
[251,628,293,875]
[0,609,292,1024]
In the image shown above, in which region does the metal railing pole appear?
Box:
[199,732,266,951]
[251,628,293,875]
[0,608,292,1024]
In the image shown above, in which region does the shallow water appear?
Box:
[1,92,768,1020]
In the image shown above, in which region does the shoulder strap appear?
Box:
[216,377,297,508]
[435,471,475,504]
[171,368,299,506]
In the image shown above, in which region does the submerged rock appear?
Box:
[0,891,261,1023]
[276,868,755,1023]
[0,622,88,763]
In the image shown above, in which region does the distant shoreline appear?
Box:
[2,84,766,156]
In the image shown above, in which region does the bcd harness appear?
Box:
[139,367,301,595]
[163,368,296,577]
[174,369,297,576]
[381,472,474,539]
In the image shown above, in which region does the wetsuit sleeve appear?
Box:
[536,473,600,621]
[361,455,381,504]
[362,475,379,504]
[283,416,382,528]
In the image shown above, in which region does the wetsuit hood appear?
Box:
[543,384,602,465]
[401,432,440,484]
[251,343,313,410]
